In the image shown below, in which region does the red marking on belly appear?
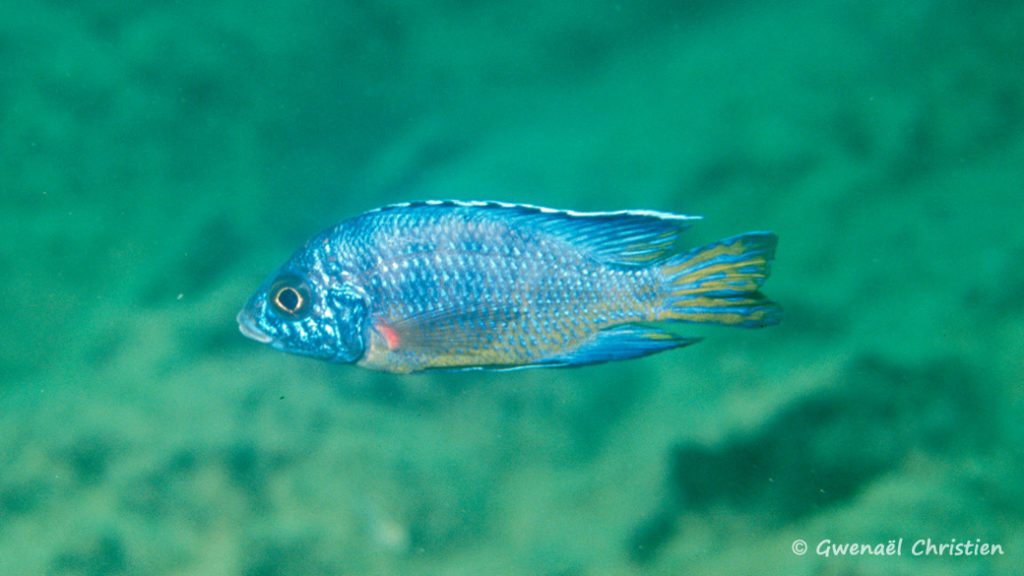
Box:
[375,322,400,351]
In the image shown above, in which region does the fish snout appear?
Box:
[237,309,273,344]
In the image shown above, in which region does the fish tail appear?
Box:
[657,232,782,328]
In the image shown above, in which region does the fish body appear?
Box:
[237,200,781,373]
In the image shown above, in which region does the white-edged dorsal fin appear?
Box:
[370,200,702,266]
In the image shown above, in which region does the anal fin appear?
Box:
[545,325,700,368]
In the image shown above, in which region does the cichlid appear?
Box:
[237,200,781,373]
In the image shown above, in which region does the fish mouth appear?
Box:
[237,309,273,344]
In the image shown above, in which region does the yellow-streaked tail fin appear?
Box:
[659,232,781,328]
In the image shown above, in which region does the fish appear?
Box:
[237,200,781,373]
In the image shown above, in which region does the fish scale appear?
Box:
[237,200,781,372]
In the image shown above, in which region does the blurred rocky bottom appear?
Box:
[628,354,994,563]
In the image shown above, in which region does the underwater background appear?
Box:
[2,1,1022,574]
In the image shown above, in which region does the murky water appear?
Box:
[2,1,1021,574]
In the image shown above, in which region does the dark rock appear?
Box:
[629,354,991,562]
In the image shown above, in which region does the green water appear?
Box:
[2,1,1021,574]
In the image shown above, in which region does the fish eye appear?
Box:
[269,276,312,319]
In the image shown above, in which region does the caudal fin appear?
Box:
[658,232,782,328]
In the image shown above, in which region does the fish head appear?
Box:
[237,253,369,363]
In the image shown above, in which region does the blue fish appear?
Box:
[237,200,781,373]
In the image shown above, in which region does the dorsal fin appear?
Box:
[370,200,702,266]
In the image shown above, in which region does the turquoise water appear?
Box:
[2,1,1022,574]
